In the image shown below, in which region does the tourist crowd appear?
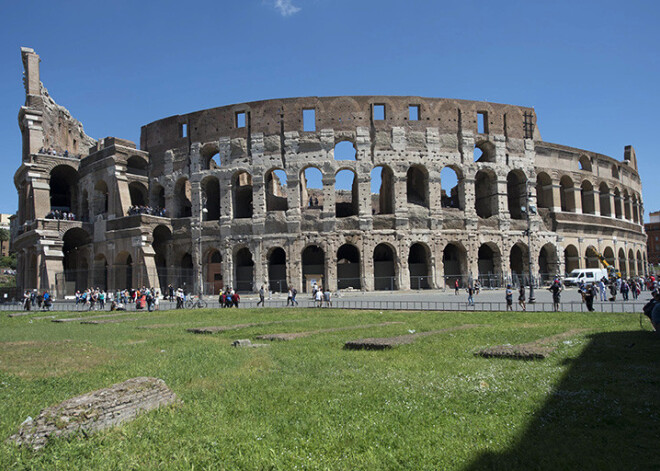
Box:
[38,147,83,158]
[45,210,77,220]
[127,206,167,217]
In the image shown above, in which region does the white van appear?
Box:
[564,268,608,286]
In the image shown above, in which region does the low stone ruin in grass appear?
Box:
[475,329,589,360]
[231,339,269,348]
[256,322,403,341]
[8,377,179,450]
[343,324,482,350]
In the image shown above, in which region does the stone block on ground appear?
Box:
[344,324,482,350]
[81,318,138,325]
[8,377,179,450]
[475,329,588,360]
[256,322,403,342]
[231,339,269,348]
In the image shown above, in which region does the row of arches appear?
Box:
[564,245,647,279]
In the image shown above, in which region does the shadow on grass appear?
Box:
[464,330,660,471]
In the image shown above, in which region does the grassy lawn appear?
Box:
[0,307,657,470]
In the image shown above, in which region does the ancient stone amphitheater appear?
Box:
[13,48,647,296]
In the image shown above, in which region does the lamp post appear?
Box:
[525,180,536,304]
[198,193,208,298]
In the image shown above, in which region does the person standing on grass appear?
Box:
[505,284,513,311]
[518,285,526,311]
[257,285,265,307]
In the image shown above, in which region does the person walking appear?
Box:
[584,283,596,312]
[518,285,526,311]
[466,285,475,306]
[505,284,513,311]
[291,287,298,306]
[454,279,459,295]
[257,285,265,307]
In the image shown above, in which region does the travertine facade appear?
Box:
[13,48,648,297]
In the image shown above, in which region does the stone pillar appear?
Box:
[551,184,562,212]
[573,188,582,214]
[322,175,335,232]
[253,243,266,293]
[287,241,302,293]
[592,190,601,216]
[326,243,337,292]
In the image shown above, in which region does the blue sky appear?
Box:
[0,0,658,217]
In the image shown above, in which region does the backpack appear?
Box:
[642,299,656,319]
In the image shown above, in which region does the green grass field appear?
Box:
[0,307,657,470]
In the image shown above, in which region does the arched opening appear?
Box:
[441,166,463,210]
[478,243,502,288]
[302,245,325,293]
[129,181,148,207]
[202,177,220,221]
[564,245,579,274]
[623,191,631,220]
[266,169,288,212]
[628,249,636,275]
[267,248,286,293]
[585,246,599,269]
[474,140,496,163]
[603,247,615,268]
[179,253,194,292]
[407,165,429,208]
[510,243,529,284]
[560,176,576,212]
[613,188,623,219]
[233,171,253,219]
[535,172,553,210]
[175,178,192,218]
[599,183,611,217]
[127,156,148,176]
[538,243,560,283]
[335,169,358,218]
[337,244,361,290]
[300,167,323,211]
[374,243,396,291]
[49,165,78,213]
[152,225,171,290]
[443,242,466,288]
[507,170,527,220]
[637,250,644,275]
[579,155,592,172]
[475,169,497,218]
[618,248,628,277]
[371,165,394,215]
[93,180,109,216]
[206,249,223,294]
[408,243,430,289]
[150,182,165,211]
[632,196,640,224]
[62,228,91,293]
[202,144,221,170]
[333,140,356,161]
[580,181,595,215]
[115,251,133,290]
[92,254,108,289]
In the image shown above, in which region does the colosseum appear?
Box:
[13,48,648,297]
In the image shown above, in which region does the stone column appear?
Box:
[573,188,583,214]
[321,175,336,232]
[551,184,562,212]
[592,189,601,216]
[393,172,409,229]
[253,243,266,293]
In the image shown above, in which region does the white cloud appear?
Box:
[272,0,301,17]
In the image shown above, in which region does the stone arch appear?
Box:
[510,242,529,283]
[371,165,394,214]
[206,248,223,294]
[579,155,592,172]
[267,247,287,292]
[128,181,148,207]
[564,245,579,274]
[335,168,358,218]
[613,188,623,219]
[201,176,220,221]
[628,248,636,275]
[300,166,323,210]
[333,140,357,161]
[580,180,595,215]
[441,165,463,210]
[408,242,431,289]
[623,190,631,220]
[115,251,133,290]
[599,182,611,217]
[618,248,628,277]
[443,242,467,288]
[538,243,560,283]
[585,245,599,269]
[478,243,502,288]
[201,143,221,170]
[474,140,496,163]
[406,164,429,208]
[265,168,288,212]
[603,247,615,268]
[62,228,91,292]
[49,165,79,213]
[150,182,166,211]
[302,244,325,293]
[560,175,576,212]
[233,170,253,219]
[373,243,397,291]
[507,169,528,220]
[337,243,361,290]
[174,178,192,218]
[535,172,553,210]
[126,156,148,176]
[632,195,640,224]
[475,169,497,218]
[637,250,644,275]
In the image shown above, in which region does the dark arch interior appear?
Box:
[302,245,325,292]
[50,166,78,212]
[235,248,254,292]
[374,244,396,290]
[407,166,428,208]
[409,243,430,289]
[337,244,361,290]
[268,247,287,292]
